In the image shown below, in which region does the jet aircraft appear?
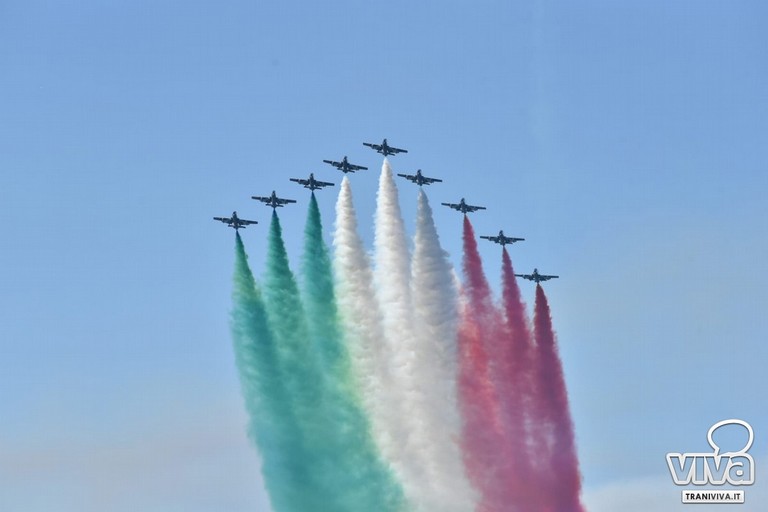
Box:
[290,173,335,191]
[213,211,258,230]
[252,191,297,209]
[480,230,525,246]
[441,198,486,214]
[515,268,559,283]
[397,169,442,186]
[363,138,408,156]
[323,156,368,174]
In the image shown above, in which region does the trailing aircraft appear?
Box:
[480,230,524,246]
[290,173,334,191]
[441,198,486,214]
[252,191,297,209]
[213,211,258,230]
[515,268,559,283]
[397,169,442,186]
[323,156,368,174]
[363,138,408,156]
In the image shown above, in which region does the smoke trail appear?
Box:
[495,247,539,510]
[332,176,414,511]
[262,211,344,511]
[301,193,407,512]
[372,160,433,504]
[532,284,585,512]
[457,216,510,512]
[411,189,478,511]
[229,233,310,512]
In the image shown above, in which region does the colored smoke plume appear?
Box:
[532,284,585,512]
[457,216,510,512]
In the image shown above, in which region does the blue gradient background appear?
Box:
[1,1,766,510]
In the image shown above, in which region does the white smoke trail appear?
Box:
[332,177,417,509]
[372,160,432,509]
[411,189,479,511]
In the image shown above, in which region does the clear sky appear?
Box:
[1,1,767,510]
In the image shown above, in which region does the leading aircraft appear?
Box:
[441,198,486,214]
[397,169,442,186]
[480,230,525,246]
[252,191,297,209]
[363,138,408,157]
[213,211,258,230]
[515,268,559,283]
[323,156,368,174]
[290,173,334,191]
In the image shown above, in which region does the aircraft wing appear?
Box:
[389,146,407,154]
[348,163,368,171]
[397,173,415,181]
[278,198,297,205]
[316,180,334,187]
[540,275,558,281]
[290,178,308,186]
[423,176,441,183]
[362,142,377,150]
[515,273,534,281]
[252,196,269,203]
[240,219,258,225]
[323,159,341,168]
[213,217,229,223]
[441,202,459,210]
[466,205,486,212]
[479,235,493,241]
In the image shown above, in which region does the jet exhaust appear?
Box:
[531,284,586,512]
[411,189,478,512]
[457,216,511,512]
[230,233,312,512]
[332,177,412,510]
[300,194,407,511]
[263,212,343,510]
[225,171,586,512]
[492,247,540,510]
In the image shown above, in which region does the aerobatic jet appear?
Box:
[363,138,408,156]
[480,230,525,246]
[323,156,368,174]
[441,198,486,214]
[515,268,559,283]
[252,191,297,209]
[213,211,258,230]
[397,169,442,186]
[290,173,334,191]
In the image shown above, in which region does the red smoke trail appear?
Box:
[532,284,585,512]
[457,216,509,512]
[495,248,539,510]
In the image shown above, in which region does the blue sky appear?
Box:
[2,1,767,510]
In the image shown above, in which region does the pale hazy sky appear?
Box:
[2,1,767,510]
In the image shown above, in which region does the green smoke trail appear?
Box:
[229,233,312,512]
[301,193,409,512]
[261,211,337,511]
[302,193,348,374]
